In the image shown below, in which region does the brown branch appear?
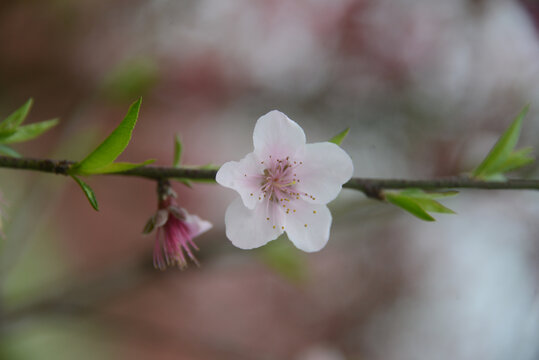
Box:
[1,156,539,197]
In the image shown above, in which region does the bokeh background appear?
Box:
[2,0,539,359]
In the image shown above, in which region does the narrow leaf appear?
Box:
[81,159,155,175]
[487,147,534,174]
[481,173,507,181]
[0,144,21,157]
[71,176,99,211]
[385,193,435,221]
[0,129,17,140]
[329,128,350,146]
[0,118,59,144]
[473,105,529,178]
[399,189,459,199]
[413,198,456,214]
[173,134,182,167]
[0,98,33,131]
[72,98,142,174]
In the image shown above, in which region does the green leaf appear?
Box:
[0,118,59,144]
[473,105,532,179]
[399,189,459,199]
[487,147,534,174]
[413,198,456,214]
[329,128,350,146]
[385,189,458,220]
[0,129,17,140]
[71,98,142,175]
[173,134,182,167]
[0,145,21,157]
[385,192,435,221]
[80,159,155,175]
[0,98,33,132]
[71,176,99,211]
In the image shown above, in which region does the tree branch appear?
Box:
[1,156,539,196]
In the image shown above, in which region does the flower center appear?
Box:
[249,155,318,230]
[259,156,305,203]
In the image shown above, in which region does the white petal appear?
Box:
[294,142,354,204]
[225,197,283,249]
[253,110,306,160]
[185,213,213,238]
[285,202,332,252]
[216,152,264,209]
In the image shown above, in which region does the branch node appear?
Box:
[362,184,385,200]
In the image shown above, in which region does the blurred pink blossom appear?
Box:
[145,189,212,269]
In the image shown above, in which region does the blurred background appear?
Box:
[1,0,539,359]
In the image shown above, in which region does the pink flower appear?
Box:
[145,190,212,269]
[216,110,354,252]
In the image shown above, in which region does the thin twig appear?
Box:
[1,156,539,196]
